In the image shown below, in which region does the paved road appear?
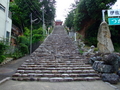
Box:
[0,80,118,90]
[0,55,30,81]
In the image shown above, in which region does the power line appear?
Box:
[28,0,55,20]
[24,0,42,21]
[25,0,55,25]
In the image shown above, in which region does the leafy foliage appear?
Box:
[19,43,29,55]
[110,26,120,52]
[65,10,75,29]
[32,27,43,43]
[85,21,101,46]
[41,0,56,28]
[0,42,7,63]
[65,0,120,50]
[74,0,117,31]
[10,0,56,30]
[18,35,29,45]
[12,48,23,59]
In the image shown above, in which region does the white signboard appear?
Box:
[108,9,120,17]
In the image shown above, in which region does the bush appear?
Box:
[12,48,22,59]
[0,42,7,54]
[19,43,28,55]
[79,49,84,54]
[85,37,97,46]
[0,42,7,63]
[18,36,29,45]
[113,43,120,52]
[0,55,6,63]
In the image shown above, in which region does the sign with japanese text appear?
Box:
[107,9,120,17]
[108,18,120,25]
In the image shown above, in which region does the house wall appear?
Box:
[0,0,12,42]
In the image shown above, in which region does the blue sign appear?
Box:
[108,18,120,25]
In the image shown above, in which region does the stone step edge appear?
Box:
[21,64,90,66]
[16,70,96,73]
[11,77,101,82]
[18,66,93,68]
[12,73,99,77]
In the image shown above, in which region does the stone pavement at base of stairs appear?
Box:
[0,80,119,90]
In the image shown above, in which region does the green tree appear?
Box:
[10,0,56,30]
[40,0,56,28]
[9,2,24,31]
[10,0,56,55]
[74,0,117,37]
[65,10,75,30]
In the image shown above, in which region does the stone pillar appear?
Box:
[97,22,114,53]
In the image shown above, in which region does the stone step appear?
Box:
[13,73,99,77]
[25,60,87,62]
[18,66,93,70]
[12,76,101,82]
[16,69,96,73]
[20,64,90,67]
[19,64,90,67]
[22,63,86,65]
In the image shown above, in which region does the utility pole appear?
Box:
[30,13,38,54]
[42,6,46,36]
[30,13,32,54]
[102,10,106,22]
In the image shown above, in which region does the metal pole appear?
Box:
[42,8,45,36]
[102,10,106,22]
[30,13,32,54]
[75,32,77,41]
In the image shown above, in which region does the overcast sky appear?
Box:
[55,0,120,22]
[55,0,75,22]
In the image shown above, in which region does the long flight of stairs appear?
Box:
[12,26,101,82]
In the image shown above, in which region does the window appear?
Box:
[0,4,5,12]
[6,31,10,43]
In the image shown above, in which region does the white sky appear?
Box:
[112,0,120,9]
[55,0,120,22]
[55,0,75,22]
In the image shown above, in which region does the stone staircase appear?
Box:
[12,26,101,82]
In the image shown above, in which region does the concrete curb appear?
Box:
[0,58,13,66]
[105,82,119,90]
[0,77,11,84]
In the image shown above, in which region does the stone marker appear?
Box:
[97,22,114,53]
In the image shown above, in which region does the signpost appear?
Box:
[108,18,120,25]
[107,9,120,17]
[106,9,120,26]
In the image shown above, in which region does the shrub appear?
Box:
[0,42,7,63]
[18,36,29,45]
[19,43,28,55]
[12,48,22,59]
[0,55,6,63]
[79,49,84,54]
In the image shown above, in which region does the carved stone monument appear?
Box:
[97,22,114,53]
